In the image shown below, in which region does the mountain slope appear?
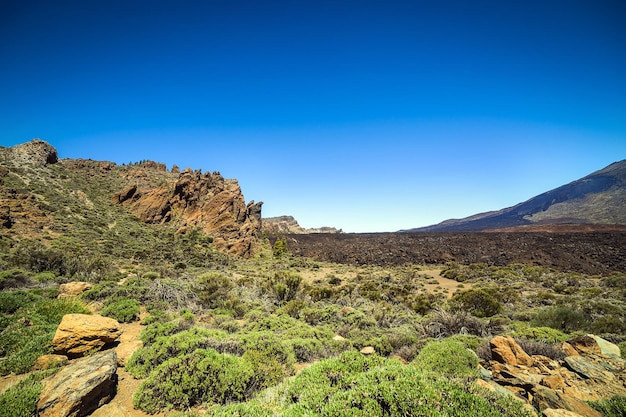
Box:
[406,160,626,232]
[0,139,262,258]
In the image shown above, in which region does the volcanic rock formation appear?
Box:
[114,168,262,256]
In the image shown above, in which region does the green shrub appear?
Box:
[588,395,626,417]
[272,238,288,258]
[194,272,234,309]
[0,370,56,417]
[127,327,239,378]
[510,326,569,343]
[0,268,32,290]
[531,306,588,333]
[618,341,626,359]
[101,297,140,322]
[133,349,256,413]
[270,271,302,304]
[283,350,531,417]
[0,296,89,375]
[451,288,502,318]
[412,339,479,378]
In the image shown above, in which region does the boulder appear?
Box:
[490,336,533,366]
[532,387,602,417]
[5,139,58,166]
[52,314,121,358]
[33,354,69,371]
[37,350,117,417]
[563,356,614,381]
[569,334,621,359]
[360,346,375,355]
[58,282,93,298]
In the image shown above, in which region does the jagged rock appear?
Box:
[37,350,117,417]
[33,354,69,371]
[532,387,602,417]
[569,334,621,359]
[58,282,93,298]
[563,356,614,381]
[52,314,121,358]
[114,168,262,257]
[3,139,58,166]
[560,342,580,357]
[482,334,626,416]
[490,336,533,366]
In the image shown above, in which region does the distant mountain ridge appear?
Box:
[263,215,341,234]
[405,160,626,232]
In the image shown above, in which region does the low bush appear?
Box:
[588,395,626,417]
[412,339,479,378]
[509,326,569,343]
[194,272,234,309]
[0,369,57,417]
[101,297,140,322]
[0,295,89,375]
[451,288,502,318]
[127,327,240,378]
[133,349,257,413]
[531,306,588,333]
[515,338,565,360]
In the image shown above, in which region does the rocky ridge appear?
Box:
[0,139,262,257]
[406,159,626,232]
[114,167,262,256]
[482,334,625,416]
[263,215,341,234]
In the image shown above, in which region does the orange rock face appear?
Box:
[114,168,262,257]
[489,336,533,366]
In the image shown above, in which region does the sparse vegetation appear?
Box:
[0,148,624,416]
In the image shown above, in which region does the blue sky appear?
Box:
[1,1,625,232]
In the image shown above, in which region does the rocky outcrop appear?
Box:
[263,215,341,234]
[482,334,625,416]
[52,314,122,358]
[1,138,58,166]
[58,282,93,298]
[37,350,117,417]
[114,168,262,257]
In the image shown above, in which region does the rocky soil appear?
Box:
[275,232,626,274]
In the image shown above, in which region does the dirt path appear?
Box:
[420,268,469,298]
[92,317,170,417]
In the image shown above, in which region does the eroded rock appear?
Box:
[33,354,69,371]
[52,314,121,358]
[37,350,117,417]
[490,336,533,366]
[58,282,93,298]
[114,168,262,257]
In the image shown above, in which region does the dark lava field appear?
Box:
[272,232,626,275]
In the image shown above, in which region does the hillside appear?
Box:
[0,139,625,417]
[405,160,626,232]
[0,139,262,258]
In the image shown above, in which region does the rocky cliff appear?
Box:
[0,139,262,257]
[114,168,262,256]
[263,215,341,234]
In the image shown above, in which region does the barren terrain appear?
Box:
[275,232,626,274]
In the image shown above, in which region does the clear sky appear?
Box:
[1,1,625,232]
